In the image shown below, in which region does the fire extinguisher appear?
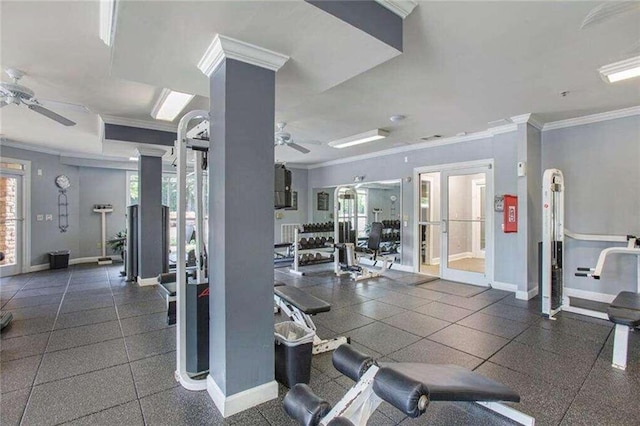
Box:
[503,195,517,233]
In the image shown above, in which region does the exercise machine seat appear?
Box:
[367,222,383,252]
[275,286,331,315]
[378,362,520,403]
[608,291,640,327]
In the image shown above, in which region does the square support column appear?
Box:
[200,35,289,417]
[136,149,165,286]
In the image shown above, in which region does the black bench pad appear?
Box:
[608,291,640,327]
[378,362,520,403]
[275,286,331,315]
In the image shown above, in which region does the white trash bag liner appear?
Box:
[274,321,315,347]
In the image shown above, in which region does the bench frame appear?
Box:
[612,323,631,370]
[274,294,348,355]
[318,364,535,426]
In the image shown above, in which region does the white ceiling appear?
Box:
[1,1,638,164]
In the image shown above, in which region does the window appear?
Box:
[126,171,209,262]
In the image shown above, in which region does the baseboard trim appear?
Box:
[492,281,517,293]
[28,256,120,273]
[516,287,538,301]
[206,376,278,418]
[565,287,617,304]
[137,276,157,287]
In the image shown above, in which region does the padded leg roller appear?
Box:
[326,417,355,426]
[284,384,332,426]
[372,367,430,418]
[332,344,375,382]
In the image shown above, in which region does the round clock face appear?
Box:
[55,175,70,190]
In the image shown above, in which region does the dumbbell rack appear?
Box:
[289,226,335,276]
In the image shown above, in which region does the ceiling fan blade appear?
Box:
[27,103,76,126]
[39,99,90,114]
[297,139,323,146]
[288,143,310,154]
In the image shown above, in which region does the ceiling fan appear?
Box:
[0,68,77,126]
[274,122,321,154]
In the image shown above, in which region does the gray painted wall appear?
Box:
[0,145,128,266]
[308,131,522,285]
[79,168,127,258]
[274,168,308,243]
[542,115,640,296]
[305,0,403,51]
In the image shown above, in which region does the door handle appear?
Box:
[442,220,447,233]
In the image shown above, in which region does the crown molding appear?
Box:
[374,0,418,19]
[0,138,130,162]
[135,147,167,158]
[510,113,544,130]
[307,127,510,170]
[100,114,177,133]
[542,105,640,131]
[197,34,290,77]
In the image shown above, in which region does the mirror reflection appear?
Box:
[312,180,402,264]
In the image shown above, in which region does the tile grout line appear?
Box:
[18,267,76,426]
[108,269,147,426]
[556,326,615,425]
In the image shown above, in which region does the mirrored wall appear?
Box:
[311,180,403,264]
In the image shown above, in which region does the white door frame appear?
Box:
[471,178,486,259]
[417,175,437,266]
[0,157,31,276]
[414,159,494,286]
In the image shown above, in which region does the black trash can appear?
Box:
[274,321,315,387]
[48,250,70,269]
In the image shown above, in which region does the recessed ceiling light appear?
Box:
[151,89,195,122]
[390,115,406,123]
[328,129,389,149]
[128,157,138,161]
[99,0,117,47]
[598,56,640,83]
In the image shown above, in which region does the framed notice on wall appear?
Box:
[317,191,329,211]
[286,191,298,211]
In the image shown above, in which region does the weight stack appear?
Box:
[186,282,209,375]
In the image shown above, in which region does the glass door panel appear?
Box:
[418,173,441,276]
[0,174,23,276]
[442,167,491,286]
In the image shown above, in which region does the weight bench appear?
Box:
[284,344,534,426]
[274,285,349,355]
[607,291,640,370]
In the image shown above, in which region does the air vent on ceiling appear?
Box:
[421,134,442,141]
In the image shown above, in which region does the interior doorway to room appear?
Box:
[415,161,493,287]
[0,159,30,277]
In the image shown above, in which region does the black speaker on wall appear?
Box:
[275,164,292,209]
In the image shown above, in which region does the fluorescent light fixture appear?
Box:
[598,56,640,83]
[99,0,117,47]
[129,157,138,161]
[151,88,195,122]
[328,129,390,149]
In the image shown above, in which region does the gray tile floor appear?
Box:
[2,263,639,425]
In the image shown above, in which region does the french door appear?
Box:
[0,172,24,276]
[416,162,494,286]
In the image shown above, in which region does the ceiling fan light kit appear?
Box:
[328,128,389,149]
[151,88,195,121]
[598,55,640,83]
